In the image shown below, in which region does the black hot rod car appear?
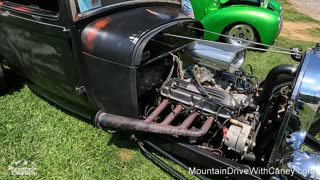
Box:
[1,0,320,179]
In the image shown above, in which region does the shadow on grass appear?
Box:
[107,132,139,150]
[28,84,141,150]
[31,91,95,126]
[1,68,24,95]
[2,68,142,151]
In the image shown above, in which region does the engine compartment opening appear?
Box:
[131,35,266,161]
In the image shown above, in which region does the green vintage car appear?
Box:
[190,0,282,47]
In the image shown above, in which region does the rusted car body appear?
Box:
[0,0,198,119]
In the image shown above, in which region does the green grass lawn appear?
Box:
[1,1,319,179]
[0,86,170,179]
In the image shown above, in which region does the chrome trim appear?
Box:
[280,150,320,179]
[277,15,283,36]
[277,46,320,179]
[188,41,246,73]
[280,131,320,179]
[286,131,306,151]
[290,48,320,132]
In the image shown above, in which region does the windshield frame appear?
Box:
[68,0,180,22]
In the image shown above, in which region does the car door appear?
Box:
[0,11,7,58]
[0,1,16,67]
[0,0,90,111]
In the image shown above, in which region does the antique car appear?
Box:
[190,0,282,47]
[0,0,320,179]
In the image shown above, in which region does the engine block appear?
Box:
[160,78,237,118]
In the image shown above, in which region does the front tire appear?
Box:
[224,24,258,47]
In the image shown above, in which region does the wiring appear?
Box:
[246,64,254,75]
[159,56,175,90]
[170,96,209,116]
[169,52,184,79]
[192,65,211,98]
[146,107,156,117]
[144,104,150,117]
[160,52,185,91]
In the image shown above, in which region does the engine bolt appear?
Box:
[248,114,254,120]
[171,81,178,89]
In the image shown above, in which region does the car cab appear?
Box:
[0,0,202,118]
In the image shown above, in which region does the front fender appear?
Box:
[79,5,201,118]
[81,6,188,67]
[200,6,280,44]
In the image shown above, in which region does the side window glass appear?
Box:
[77,0,101,13]
[3,0,59,16]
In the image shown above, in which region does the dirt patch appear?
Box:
[287,0,320,21]
[118,149,135,161]
[280,21,320,42]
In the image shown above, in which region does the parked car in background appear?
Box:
[190,0,282,47]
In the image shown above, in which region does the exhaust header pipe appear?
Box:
[95,111,214,137]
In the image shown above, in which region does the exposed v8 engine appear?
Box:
[97,38,261,159]
[143,41,260,157]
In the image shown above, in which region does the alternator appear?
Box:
[224,119,253,155]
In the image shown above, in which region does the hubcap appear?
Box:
[227,24,255,46]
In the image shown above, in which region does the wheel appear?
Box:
[255,75,294,157]
[265,75,300,133]
[224,24,258,47]
[269,75,293,98]
[0,62,6,93]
